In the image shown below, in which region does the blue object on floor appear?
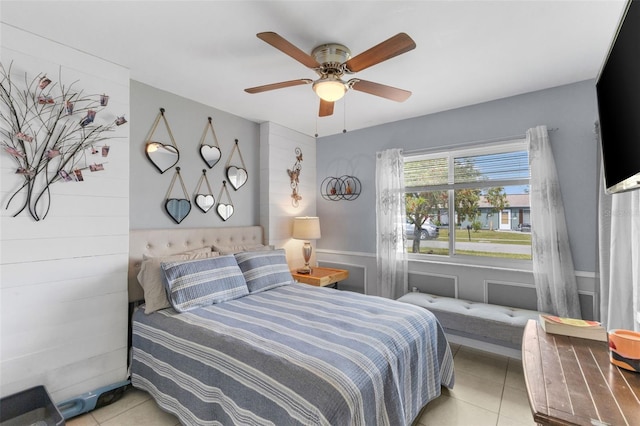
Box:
[57,379,131,420]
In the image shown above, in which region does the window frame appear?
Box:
[403,138,532,270]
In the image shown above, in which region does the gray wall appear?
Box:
[129,81,260,229]
[316,79,600,274]
[127,78,601,319]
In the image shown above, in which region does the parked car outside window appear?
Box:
[518,223,531,232]
[405,221,439,240]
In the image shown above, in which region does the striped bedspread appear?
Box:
[131,283,454,425]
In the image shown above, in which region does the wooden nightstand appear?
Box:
[291,266,349,289]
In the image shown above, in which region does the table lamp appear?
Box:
[292,216,321,274]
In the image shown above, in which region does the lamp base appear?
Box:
[297,242,313,275]
[296,265,312,274]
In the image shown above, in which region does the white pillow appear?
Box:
[137,251,219,314]
[212,243,274,255]
[180,246,214,255]
[140,245,212,261]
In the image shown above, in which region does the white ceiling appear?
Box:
[1,1,627,138]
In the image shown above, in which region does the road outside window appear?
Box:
[404,140,532,261]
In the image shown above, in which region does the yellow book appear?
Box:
[539,314,608,342]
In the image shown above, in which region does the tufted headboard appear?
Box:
[128,226,264,303]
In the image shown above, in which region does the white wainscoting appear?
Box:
[317,249,599,319]
[0,24,130,402]
[409,270,459,298]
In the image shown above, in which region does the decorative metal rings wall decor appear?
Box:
[321,175,361,201]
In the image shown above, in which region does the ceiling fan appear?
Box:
[245,32,416,117]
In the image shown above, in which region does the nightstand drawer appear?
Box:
[291,267,349,287]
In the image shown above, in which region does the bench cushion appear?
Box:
[397,292,541,349]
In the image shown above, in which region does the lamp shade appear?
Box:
[292,217,321,240]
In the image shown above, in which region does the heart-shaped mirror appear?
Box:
[200,145,221,169]
[227,166,248,190]
[195,194,215,213]
[146,142,179,174]
[217,203,234,221]
[165,198,191,224]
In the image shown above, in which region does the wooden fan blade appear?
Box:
[245,79,312,94]
[319,99,334,117]
[257,32,320,68]
[350,79,412,102]
[344,33,416,73]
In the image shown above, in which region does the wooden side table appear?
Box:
[522,319,640,425]
[291,266,349,289]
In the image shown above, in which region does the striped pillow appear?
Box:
[234,249,294,294]
[161,255,249,312]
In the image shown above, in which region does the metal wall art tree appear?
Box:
[0,62,126,221]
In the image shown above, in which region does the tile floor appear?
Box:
[67,344,536,426]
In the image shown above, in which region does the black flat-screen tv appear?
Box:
[596,0,640,194]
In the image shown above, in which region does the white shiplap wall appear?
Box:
[0,24,130,402]
[259,122,317,268]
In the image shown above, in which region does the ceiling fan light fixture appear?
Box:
[247,32,416,117]
[313,76,347,102]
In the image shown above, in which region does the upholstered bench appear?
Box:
[397,292,542,353]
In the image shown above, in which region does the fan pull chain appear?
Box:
[343,97,347,134]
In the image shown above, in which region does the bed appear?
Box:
[128,226,454,425]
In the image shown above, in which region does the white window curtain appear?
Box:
[598,155,640,331]
[528,125,582,318]
[375,148,408,299]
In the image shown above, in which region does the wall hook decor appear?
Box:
[199,117,222,169]
[144,107,180,174]
[225,139,248,190]
[164,166,191,224]
[216,180,234,221]
[193,169,215,213]
[0,62,126,221]
[287,147,303,207]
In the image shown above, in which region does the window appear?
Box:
[404,139,532,260]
